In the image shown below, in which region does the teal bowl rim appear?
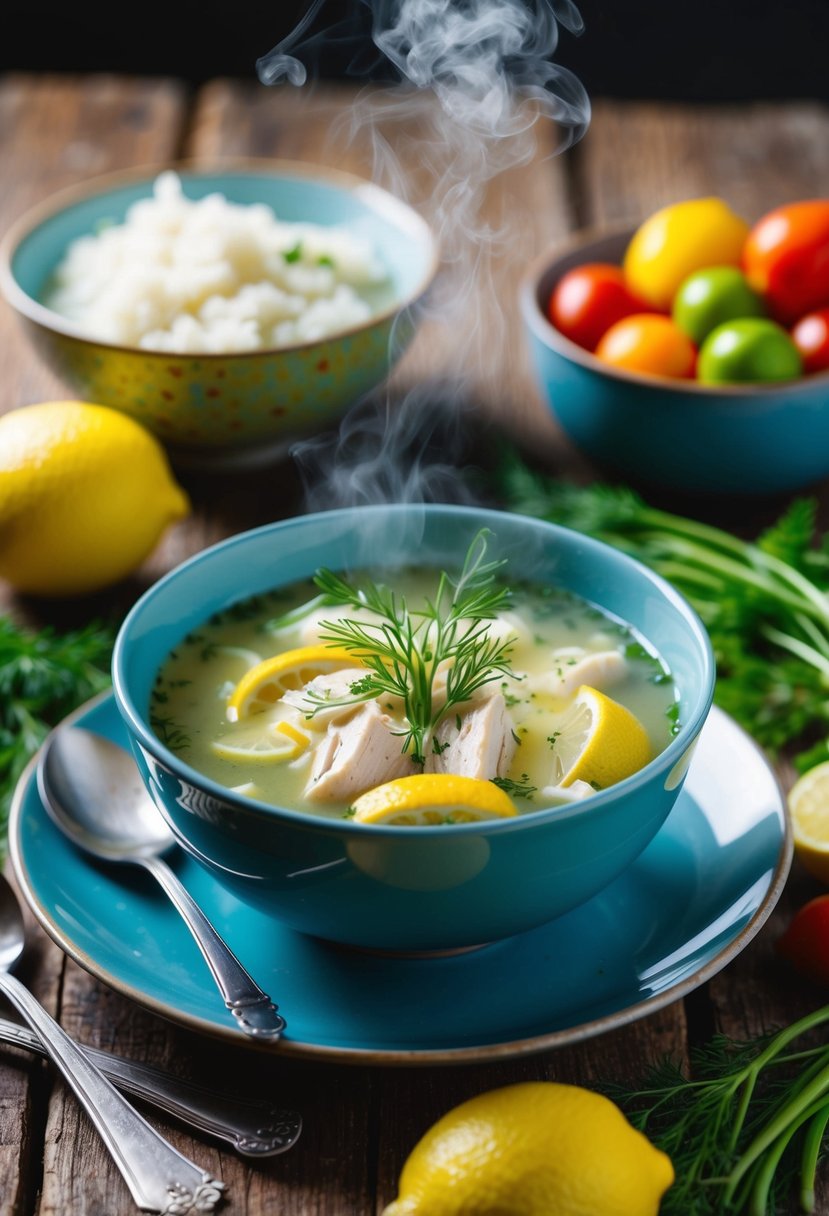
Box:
[519,220,829,398]
[0,157,440,359]
[112,503,716,838]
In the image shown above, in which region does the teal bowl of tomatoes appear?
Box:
[521,199,829,496]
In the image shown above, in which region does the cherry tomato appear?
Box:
[792,307,829,374]
[697,318,802,384]
[547,263,648,352]
[776,895,829,987]
[743,201,829,325]
[672,266,765,345]
[623,197,749,312]
[594,314,697,379]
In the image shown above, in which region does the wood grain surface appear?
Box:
[0,73,827,1215]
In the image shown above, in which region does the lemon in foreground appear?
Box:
[352,774,517,825]
[226,646,361,720]
[0,401,189,596]
[788,761,829,883]
[551,685,651,789]
[382,1081,674,1216]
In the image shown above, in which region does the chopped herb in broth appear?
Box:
[153,537,678,822]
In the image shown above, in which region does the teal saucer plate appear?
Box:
[9,693,791,1065]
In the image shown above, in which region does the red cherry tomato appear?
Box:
[776,895,829,987]
[594,314,697,380]
[792,307,829,374]
[743,201,829,325]
[548,263,649,352]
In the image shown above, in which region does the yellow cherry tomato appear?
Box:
[594,313,697,379]
[623,198,750,312]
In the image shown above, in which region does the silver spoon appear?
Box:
[0,1014,302,1156]
[37,727,285,1040]
[0,872,225,1213]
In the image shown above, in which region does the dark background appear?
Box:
[3,1,828,101]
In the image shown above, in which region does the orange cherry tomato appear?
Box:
[548,263,649,352]
[594,314,697,380]
[792,307,829,374]
[776,895,829,987]
[743,201,829,325]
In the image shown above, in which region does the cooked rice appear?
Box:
[45,171,388,353]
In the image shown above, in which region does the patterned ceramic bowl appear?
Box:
[521,227,829,496]
[112,503,715,953]
[0,163,437,464]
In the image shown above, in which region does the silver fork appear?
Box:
[0,1016,301,1157]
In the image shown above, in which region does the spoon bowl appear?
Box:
[38,727,173,860]
[37,725,286,1039]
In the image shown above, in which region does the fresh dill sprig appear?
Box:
[605,1007,829,1215]
[0,616,115,860]
[303,529,515,765]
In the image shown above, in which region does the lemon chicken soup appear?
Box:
[152,532,679,824]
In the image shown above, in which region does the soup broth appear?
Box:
[152,563,679,822]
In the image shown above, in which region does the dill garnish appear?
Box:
[492,774,537,799]
[302,530,515,765]
[605,1006,829,1215]
[150,713,191,752]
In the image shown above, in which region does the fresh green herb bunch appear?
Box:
[305,529,515,765]
[498,453,829,767]
[607,1007,829,1215]
[0,616,114,858]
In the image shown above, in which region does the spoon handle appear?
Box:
[0,971,224,1214]
[139,855,285,1039]
[0,1016,301,1157]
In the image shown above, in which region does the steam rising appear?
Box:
[258,1,590,511]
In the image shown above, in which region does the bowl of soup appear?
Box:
[0,163,437,465]
[112,504,714,952]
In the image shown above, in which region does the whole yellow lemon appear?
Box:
[382,1081,674,1216]
[624,197,750,312]
[0,401,189,596]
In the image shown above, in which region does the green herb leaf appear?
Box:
[282,241,303,264]
[0,617,115,860]
[302,531,515,764]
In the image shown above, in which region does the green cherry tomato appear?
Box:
[672,267,765,345]
[698,318,803,384]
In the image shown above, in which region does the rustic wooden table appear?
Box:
[1,73,828,1215]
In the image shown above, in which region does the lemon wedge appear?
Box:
[351,774,517,826]
[788,762,829,883]
[550,685,651,790]
[226,645,360,720]
[211,718,311,764]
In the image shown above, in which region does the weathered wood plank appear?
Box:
[576,99,829,228]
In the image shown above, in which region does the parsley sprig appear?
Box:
[0,616,114,859]
[305,530,515,764]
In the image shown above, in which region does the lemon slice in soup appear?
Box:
[227,645,360,720]
[211,718,311,764]
[352,774,517,826]
[551,685,651,790]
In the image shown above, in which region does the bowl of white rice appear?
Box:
[0,162,437,461]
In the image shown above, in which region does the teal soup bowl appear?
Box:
[521,228,829,496]
[113,505,714,952]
